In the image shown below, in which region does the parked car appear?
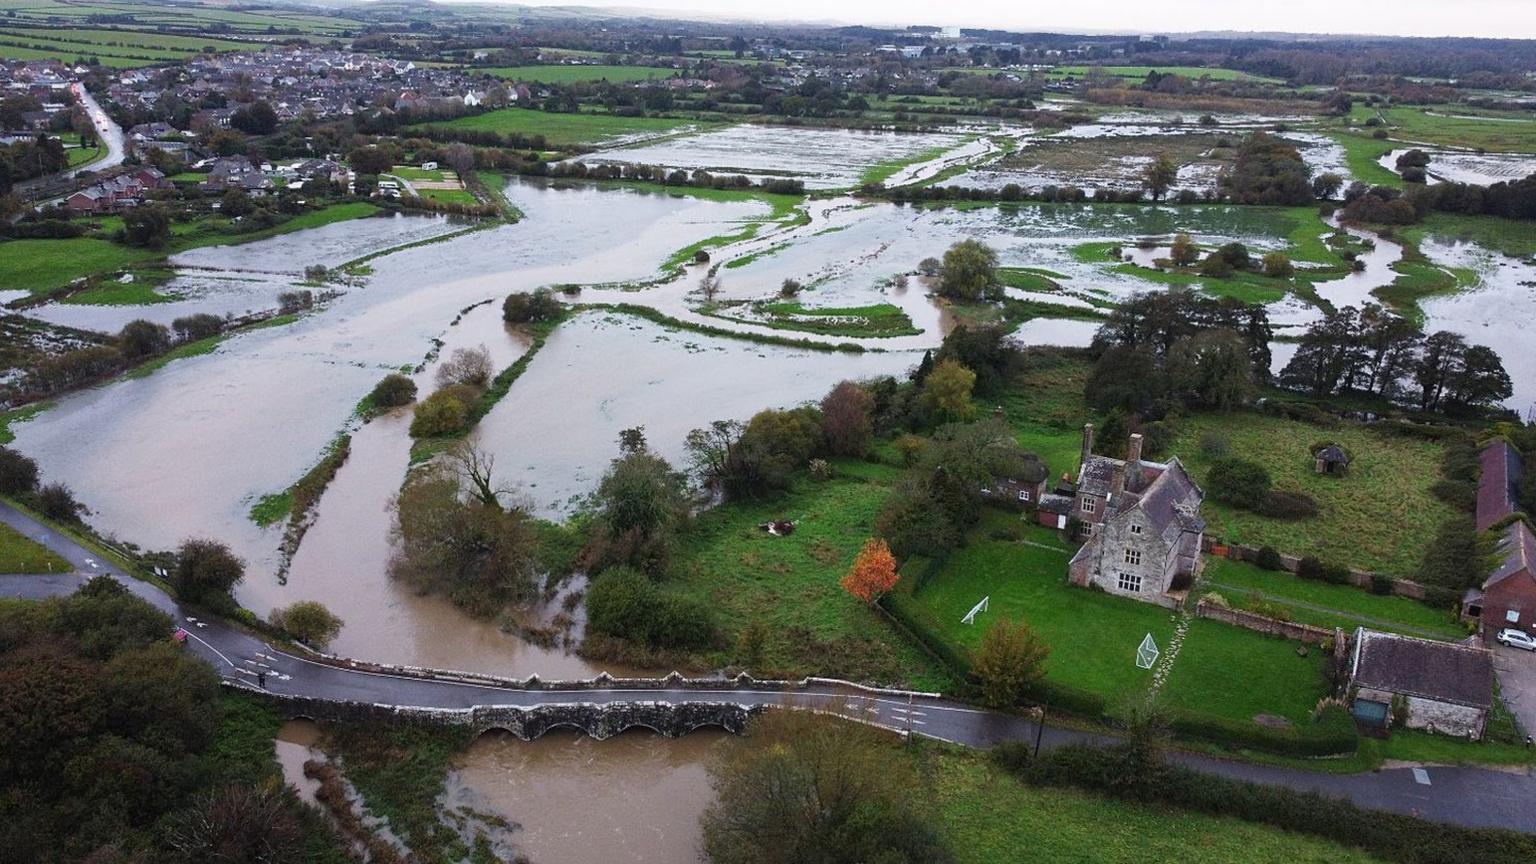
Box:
[1496,628,1536,651]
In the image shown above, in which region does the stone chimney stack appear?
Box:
[1126,432,1144,490]
[1109,461,1126,500]
[1079,423,1095,475]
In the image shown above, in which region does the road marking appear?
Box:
[1413,768,1431,786]
[184,631,236,668]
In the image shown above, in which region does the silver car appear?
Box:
[1497,628,1536,651]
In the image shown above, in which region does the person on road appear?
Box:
[257,671,267,689]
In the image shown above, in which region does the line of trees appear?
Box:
[1279,304,1512,413]
[12,312,234,404]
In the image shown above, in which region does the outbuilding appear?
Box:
[1347,628,1493,739]
[1313,443,1351,475]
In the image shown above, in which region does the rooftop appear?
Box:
[1352,628,1493,709]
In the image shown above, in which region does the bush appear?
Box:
[1253,546,1283,571]
[38,482,83,522]
[502,288,562,324]
[0,446,39,495]
[368,373,417,409]
[435,346,492,389]
[584,566,714,649]
[409,386,473,438]
[173,537,245,604]
[1370,574,1395,595]
[1257,489,1318,520]
[172,313,225,342]
[1169,702,1356,758]
[1198,430,1229,458]
[1261,251,1294,278]
[118,319,171,361]
[269,600,344,650]
[1206,458,1271,510]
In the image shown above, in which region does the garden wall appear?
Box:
[1203,538,1428,600]
[1194,598,1340,646]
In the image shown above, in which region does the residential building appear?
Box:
[1347,628,1493,739]
[1066,425,1205,608]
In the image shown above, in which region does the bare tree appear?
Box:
[435,344,493,389]
[447,443,512,510]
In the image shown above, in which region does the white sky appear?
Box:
[503,0,1536,40]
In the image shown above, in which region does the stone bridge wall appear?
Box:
[246,688,763,740]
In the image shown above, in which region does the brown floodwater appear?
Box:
[275,718,324,807]
[444,729,729,864]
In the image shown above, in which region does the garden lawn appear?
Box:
[992,352,1093,477]
[0,521,70,574]
[1159,618,1329,724]
[929,748,1383,864]
[423,108,704,148]
[1171,412,1455,577]
[667,476,947,689]
[1200,557,1464,639]
[904,526,1175,705]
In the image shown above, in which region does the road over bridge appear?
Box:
[3,500,1535,834]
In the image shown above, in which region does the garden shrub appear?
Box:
[585,566,715,650]
[1206,458,1271,510]
[1297,556,1324,581]
[1253,546,1283,571]
[1370,574,1396,595]
[1257,489,1318,520]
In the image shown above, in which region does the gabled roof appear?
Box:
[1351,628,1493,709]
[1486,520,1536,591]
[1478,440,1523,533]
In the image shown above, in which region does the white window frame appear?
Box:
[1117,571,1143,593]
[1081,497,1096,514]
[1508,610,1521,624]
[1130,523,1143,535]
[1018,490,1030,502]
[1124,548,1142,567]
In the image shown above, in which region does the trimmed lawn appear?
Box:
[1160,618,1329,724]
[1200,557,1464,639]
[0,521,70,574]
[1171,412,1455,577]
[483,64,677,84]
[667,476,947,689]
[903,525,1176,704]
[422,108,705,148]
[930,748,1383,864]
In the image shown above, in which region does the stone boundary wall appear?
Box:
[283,643,942,699]
[236,686,762,739]
[1195,598,1338,646]
[1202,538,1428,600]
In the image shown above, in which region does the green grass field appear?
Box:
[483,64,677,84]
[1159,618,1329,723]
[1381,105,1536,154]
[1047,65,1283,84]
[423,108,704,148]
[901,522,1174,705]
[930,748,1383,863]
[991,353,1093,477]
[664,474,947,688]
[0,521,70,574]
[1200,557,1464,639]
[1403,213,1536,259]
[1171,412,1455,577]
[1332,132,1403,187]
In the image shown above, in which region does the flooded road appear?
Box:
[445,729,727,864]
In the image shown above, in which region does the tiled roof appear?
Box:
[1352,629,1493,709]
[1478,441,1523,533]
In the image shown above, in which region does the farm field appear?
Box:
[1170,413,1455,577]
[422,108,705,148]
[1381,105,1536,153]
[483,64,678,83]
[662,474,949,689]
[1047,64,1284,84]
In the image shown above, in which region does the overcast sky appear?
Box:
[506,0,1536,40]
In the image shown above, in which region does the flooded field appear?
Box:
[1379,147,1536,185]
[172,211,466,274]
[576,123,967,189]
[444,729,727,864]
[1419,237,1536,411]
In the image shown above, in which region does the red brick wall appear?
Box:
[1483,567,1536,635]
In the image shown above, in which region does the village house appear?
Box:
[980,457,1049,509]
[64,166,170,213]
[1347,628,1493,739]
[1462,440,1534,635]
[1066,425,1205,608]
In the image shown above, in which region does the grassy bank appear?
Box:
[0,520,70,573]
[422,108,707,148]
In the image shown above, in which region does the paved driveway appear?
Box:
[1493,642,1536,737]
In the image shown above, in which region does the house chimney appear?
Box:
[1110,461,1126,500]
[1079,423,1095,475]
[1125,432,1144,492]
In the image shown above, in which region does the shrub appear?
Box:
[171,313,225,342]
[368,373,417,409]
[38,482,83,522]
[173,537,245,604]
[1257,490,1318,520]
[1253,546,1283,571]
[270,600,344,650]
[1206,458,1271,510]
[0,446,39,495]
[1370,574,1395,595]
[409,387,473,438]
[1297,556,1324,581]
[1261,251,1294,278]
[502,288,562,324]
[585,566,714,649]
[435,346,492,389]
[118,319,171,361]
[1198,430,1229,458]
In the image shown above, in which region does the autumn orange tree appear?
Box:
[840,537,898,606]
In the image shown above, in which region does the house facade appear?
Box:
[1347,628,1493,739]
[1066,425,1205,608]
[1463,440,1534,636]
